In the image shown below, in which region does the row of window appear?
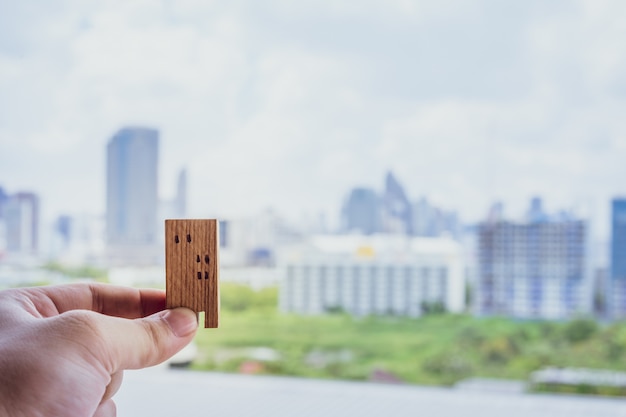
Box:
[286,264,446,278]
[282,266,448,315]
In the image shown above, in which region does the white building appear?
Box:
[279,235,464,316]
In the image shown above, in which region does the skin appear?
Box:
[0,283,198,417]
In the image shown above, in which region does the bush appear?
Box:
[220,283,278,312]
[421,301,446,315]
[480,336,519,364]
[457,326,486,347]
[422,351,473,380]
[325,306,346,314]
[43,262,108,281]
[563,318,598,344]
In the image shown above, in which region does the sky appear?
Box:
[1,0,626,237]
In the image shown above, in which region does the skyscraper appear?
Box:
[4,192,39,254]
[176,168,187,218]
[527,196,548,223]
[341,187,380,235]
[106,127,159,258]
[0,186,8,219]
[412,197,434,237]
[55,215,72,249]
[413,197,461,239]
[610,198,626,318]
[382,171,412,235]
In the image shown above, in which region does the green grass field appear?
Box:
[192,283,626,386]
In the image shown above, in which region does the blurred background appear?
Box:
[2,0,626,415]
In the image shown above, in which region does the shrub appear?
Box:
[220,283,278,312]
[563,318,598,344]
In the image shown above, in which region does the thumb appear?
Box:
[95,308,199,372]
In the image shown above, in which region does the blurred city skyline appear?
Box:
[1,1,626,238]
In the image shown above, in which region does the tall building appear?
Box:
[413,197,461,239]
[106,127,159,263]
[341,187,380,235]
[55,215,72,249]
[487,201,504,223]
[156,168,189,249]
[176,168,187,218]
[4,192,39,254]
[527,196,548,223]
[0,186,8,219]
[279,235,465,316]
[610,198,626,318]
[412,197,433,237]
[51,213,106,265]
[382,171,412,235]
[476,198,590,319]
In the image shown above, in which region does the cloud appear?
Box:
[0,0,625,239]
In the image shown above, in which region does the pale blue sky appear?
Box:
[1,0,625,236]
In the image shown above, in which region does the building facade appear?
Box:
[3,192,39,254]
[610,198,626,318]
[412,197,461,239]
[176,168,187,218]
[341,187,381,235]
[279,235,464,316]
[106,127,159,264]
[476,216,590,319]
[382,171,412,235]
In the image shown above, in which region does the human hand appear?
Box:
[0,283,198,417]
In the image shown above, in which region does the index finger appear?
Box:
[14,283,166,319]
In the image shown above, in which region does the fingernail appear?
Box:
[160,308,198,337]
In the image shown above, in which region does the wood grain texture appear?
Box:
[165,219,220,328]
